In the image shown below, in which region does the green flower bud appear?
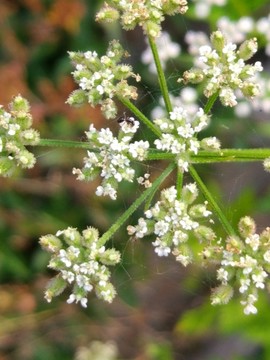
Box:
[241,82,260,98]
[56,227,82,246]
[95,282,116,303]
[10,95,30,113]
[66,89,88,107]
[39,234,63,253]
[182,69,204,84]
[99,248,121,266]
[181,183,198,204]
[226,235,244,253]
[15,149,36,168]
[194,225,216,242]
[238,216,256,238]
[21,129,40,145]
[44,275,67,303]
[95,5,119,23]
[211,284,234,305]
[211,30,225,53]
[82,227,99,246]
[200,137,221,151]
[260,227,270,245]
[238,38,258,61]
[0,157,16,177]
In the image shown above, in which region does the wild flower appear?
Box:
[96,0,188,38]
[182,31,263,107]
[128,183,215,266]
[66,40,140,119]
[153,106,220,172]
[40,226,121,307]
[206,217,270,314]
[0,95,40,176]
[72,120,149,200]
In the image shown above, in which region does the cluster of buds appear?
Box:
[73,119,149,200]
[40,227,121,307]
[0,95,40,177]
[96,0,188,38]
[127,183,215,266]
[205,217,270,315]
[66,40,140,119]
[154,106,220,172]
[182,31,263,107]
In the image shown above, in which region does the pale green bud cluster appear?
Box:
[0,95,40,176]
[208,217,270,315]
[73,121,149,200]
[75,341,119,360]
[182,31,263,107]
[153,106,220,172]
[40,226,121,307]
[96,0,188,38]
[66,40,140,119]
[127,183,214,266]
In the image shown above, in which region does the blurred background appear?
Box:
[1,0,270,359]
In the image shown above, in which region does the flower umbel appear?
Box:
[66,40,140,119]
[182,31,263,106]
[128,183,214,266]
[40,227,121,307]
[208,217,270,315]
[154,106,220,172]
[72,121,149,200]
[0,95,40,177]
[96,0,188,38]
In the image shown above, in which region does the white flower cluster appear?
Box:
[67,40,140,119]
[127,183,214,266]
[208,217,270,315]
[141,31,181,73]
[192,0,227,19]
[73,120,149,200]
[96,0,188,38]
[40,227,121,307]
[182,31,263,107]
[0,95,40,177]
[153,106,220,172]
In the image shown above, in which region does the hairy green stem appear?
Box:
[118,96,161,137]
[204,92,219,114]
[148,35,173,114]
[98,162,176,246]
[38,139,95,150]
[176,167,183,199]
[189,165,236,236]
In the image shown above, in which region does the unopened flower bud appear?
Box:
[10,95,30,113]
[40,234,63,253]
[210,30,225,53]
[45,275,67,303]
[238,38,258,61]
[201,137,221,150]
[95,282,116,303]
[99,248,121,266]
[82,227,99,246]
[211,284,234,305]
[238,216,256,238]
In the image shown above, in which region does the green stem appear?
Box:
[38,139,95,150]
[189,165,235,236]
[191,148,270,162]
[118,97,161,137]
[204,92,219,114]
[148,35,172,113]
[98,162,176,246]
[176,167,183,199]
